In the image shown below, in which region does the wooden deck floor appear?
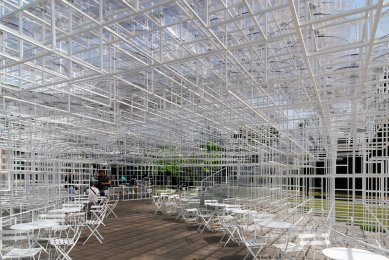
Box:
[71,200,246,260]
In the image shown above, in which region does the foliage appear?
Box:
[155,141,225,185]
[206,142,222,152]
[157,160,182,175]
[233,125,279,146]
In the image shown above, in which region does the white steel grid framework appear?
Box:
[0,0,389,254]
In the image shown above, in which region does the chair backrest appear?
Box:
[49,219,83,252]
[204,200,218,204]
[62,203,84,209]
[188,199,200,207]
[66,212,86,227]
[298,232,331,247]
[39,213,66,222]
[90,201,109,222]
[152,195,161,205]
[107,197,119,208]
[218,215,236,231]
[167,195,180,207]
[0,229,30,241]
[224,204,241,209]
[0,229,30,253]
[236,225,249,246]
[0,229,45,259]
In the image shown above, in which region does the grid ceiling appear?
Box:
[0,0,388,163]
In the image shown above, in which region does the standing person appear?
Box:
[130,175,136,186]
[64,170,78,200]
[86,182,100,204]
[96,170,111,196]
[64,170,72,188]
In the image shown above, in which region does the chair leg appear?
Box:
[54,246,72,260]
[219,233,227,244]
[83,229,102,244]
[244,248,258,260]
[175,211,182,221]
[110,209,118,218]
[243,251,250,260]
[83,224,103,244]
[253,246,264,260]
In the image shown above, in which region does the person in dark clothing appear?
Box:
[130,176,136,186]
[96,170,111,196]
[64,171,72,188]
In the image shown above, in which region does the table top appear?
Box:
[246,224,264,232]
[227,208,249,214]
[206,203,229,207]
[180,199,200,204]
[73,199,90,204]
[11,220,59,230]
[48,207,82,213]
[224,204,242,208]
[62,203,84,208]
[253,213,275,219]
[258,220,294,229]
[254,213,274,222]
[322,247,389,260]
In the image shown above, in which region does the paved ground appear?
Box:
[71,200,247,260]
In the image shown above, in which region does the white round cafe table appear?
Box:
[10,220,61,252]
[253,213,274,219]
[48,207,82,214]
[258,220,294,229]
[322,247,389,260]
[228,208,250,214]
[246,224,263,232]
[204,202,219,207]
[11,220,59,230]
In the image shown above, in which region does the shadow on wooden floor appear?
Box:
[71,200,246,260]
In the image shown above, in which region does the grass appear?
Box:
[289,197,389,232]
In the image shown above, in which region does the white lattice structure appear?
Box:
[0,0,389,251]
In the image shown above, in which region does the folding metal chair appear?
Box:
[151,195,163,215]
[162,194,179,215]
[175,198,190,221]
[47,212,85,259]
[0,229,43,259]
[237,226,267,260]
[219,215,240,247]
[83,203,108,244]
[182,208,199,225]
[90,199,109,226]
[105,198,119,218]
[272,227,305,260]
[298,232,331,259]
[184,198,201,222]
[49,225,82,260]
[197,210,214,233]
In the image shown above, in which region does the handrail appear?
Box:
[327,200,335,222]
[294,208,313,226]
[199,166,226,190]
[288,197,314,213]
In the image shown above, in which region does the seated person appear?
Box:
[68,185,78,201]
[86,182,100,204]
